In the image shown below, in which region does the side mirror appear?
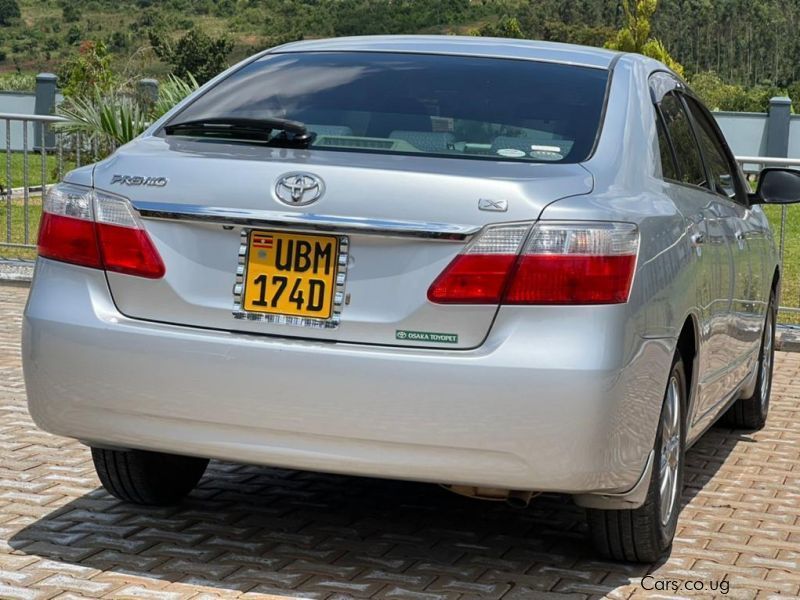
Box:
[753,167,800,204]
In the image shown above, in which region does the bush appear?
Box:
[213,0,236,17]
[65,25,82,45]
[472,17,525,39]
[133,9,165,31]
[58,40,116,99]
[689,71,784,113]
[150,27,233,84]
[152,73,199,117]
[107,31,130,52]
[0,72,35,91]
[62,4,81,23]
[56,74,200,148]
[0,0,20,26]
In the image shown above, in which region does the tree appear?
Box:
[0,0,20,26]
[605,0,684,77]
[65,25,82,46]
[690,70,784,113]
[150,28,233,84]
[473,17,525,39]
[62,4,81,23]
[58,40,116,100]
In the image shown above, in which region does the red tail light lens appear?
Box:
[427,254,516,304]
[427,224,529,304]
[428,221,638,305]
[96,223,165,278]
[37,183,165,279]
[505,254,636,304]
[505,222,638,305]
[38,212,102,269]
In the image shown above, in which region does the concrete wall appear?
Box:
[712,98,800,162]
[714,112,769,157]
[787,116,800,158]
[0,91,63,152]
[0,92,38,152]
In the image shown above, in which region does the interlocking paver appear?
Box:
[2,282,800,599]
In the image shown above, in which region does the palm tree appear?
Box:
[56,74,199,151]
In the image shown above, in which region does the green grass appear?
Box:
[0,151,78,259]
[0,152,69,192]
[0,149,75,260]
[764,205,800,321]
[0,198,41,261]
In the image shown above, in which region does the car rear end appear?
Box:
[23,40,667,497]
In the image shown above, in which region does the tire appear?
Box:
[91,447,208,506]
[723,290,776,430]
[586,353,686,563]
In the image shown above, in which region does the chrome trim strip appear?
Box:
[132,201,480,241]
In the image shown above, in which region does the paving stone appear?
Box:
[3,282,800,598]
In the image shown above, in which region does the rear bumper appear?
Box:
[22,258,674,495]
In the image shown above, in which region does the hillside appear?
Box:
[1,0,516,79]
[2,0,800,104]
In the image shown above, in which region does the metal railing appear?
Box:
[0,112,99,254]
[736,156,800,170]
[735,156,800,319]
[736,155,800,261]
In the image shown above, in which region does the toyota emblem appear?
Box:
[274,172,325,206]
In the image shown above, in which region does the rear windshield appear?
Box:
[164,51,610,164]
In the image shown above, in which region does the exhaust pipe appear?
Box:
[506,490,536,509]
[439,485,539,508]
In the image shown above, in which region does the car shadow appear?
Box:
[8,425,748,598]
[682,421,757,510]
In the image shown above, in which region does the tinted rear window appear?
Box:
[164,51,609,164]
[659,93,706,187]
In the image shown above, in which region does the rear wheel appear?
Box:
[587,353,686,563]
[91,447,208,506]
[723,291,776,430]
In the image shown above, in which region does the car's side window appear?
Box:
[655,110,679,181]
[658,93,707,188]
[683,96,743,203]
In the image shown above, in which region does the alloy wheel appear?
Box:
[759,308,775,418]
[659,375,682,527]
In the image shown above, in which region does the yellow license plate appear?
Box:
[242,230,339,319]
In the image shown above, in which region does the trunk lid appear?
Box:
[96,137,593,348]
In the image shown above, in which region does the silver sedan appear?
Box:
[22,36,799,562]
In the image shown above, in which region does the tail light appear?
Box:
[428,221,638,305]
[38,183,165,279]
[427,224,529,304]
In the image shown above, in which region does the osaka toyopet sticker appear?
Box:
[396,330,459,344]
